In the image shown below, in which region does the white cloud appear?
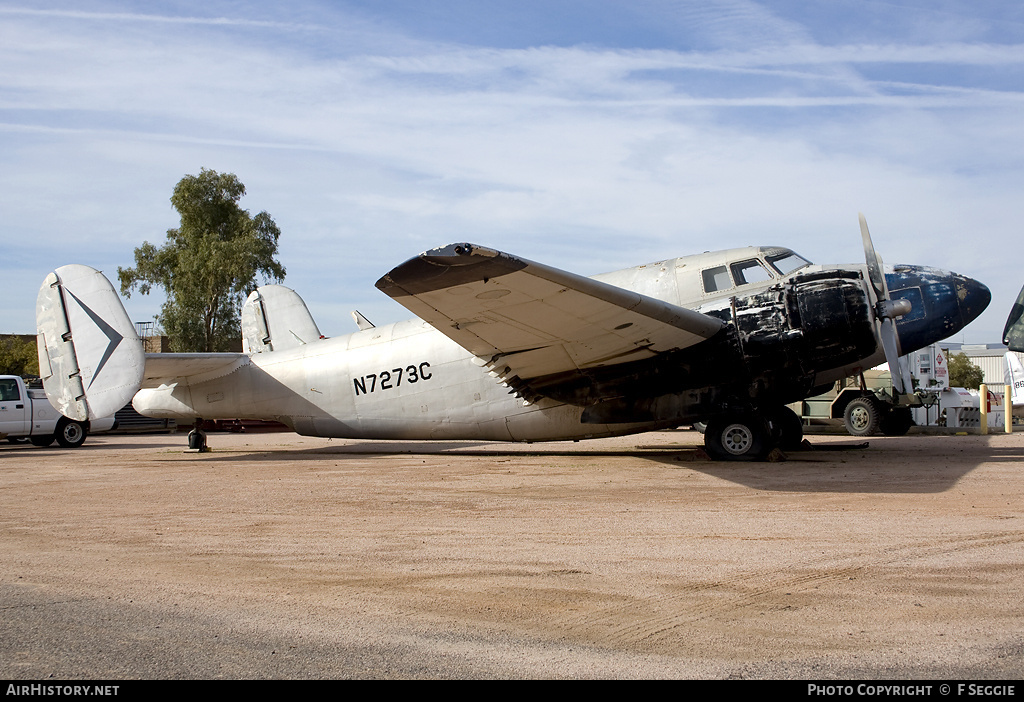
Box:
[1,1,1021,343]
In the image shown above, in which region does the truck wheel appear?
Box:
[705,414,771,461]
[767,406,804,451]
[55,418,88,448]
[880,408,914,436]
[844,397,880,436]
[30,435,55,447]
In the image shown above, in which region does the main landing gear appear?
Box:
[702,406,804,461]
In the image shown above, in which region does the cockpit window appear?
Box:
[731,259,773,286]
[702,266,732,293]
[766,252,811,276]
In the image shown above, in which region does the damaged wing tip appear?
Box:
[422,242,477,258]
[420,243,506,262]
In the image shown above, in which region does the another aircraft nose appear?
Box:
[955,274,991,327]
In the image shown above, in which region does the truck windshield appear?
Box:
[0,378,21,401]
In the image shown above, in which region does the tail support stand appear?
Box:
[186,422,210,453]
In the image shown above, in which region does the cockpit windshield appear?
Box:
[766,251,811,277]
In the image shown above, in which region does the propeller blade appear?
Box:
[880,318,915,396]
[879,319,906,394]
[859,212,887,303]
[860,213,915,397]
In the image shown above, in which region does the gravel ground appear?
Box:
[2,429,1022,679]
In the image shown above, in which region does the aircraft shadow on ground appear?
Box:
[656,436,1019,494]
[159,434,1006,495]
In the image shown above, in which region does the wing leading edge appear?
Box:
[376,243,725,401]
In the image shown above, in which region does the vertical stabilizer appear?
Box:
[241,284,322,353]
[36,265,145,420]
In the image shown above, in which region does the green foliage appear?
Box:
[948,352,985,389]
[0,336,39,377]
[118,169,285,352]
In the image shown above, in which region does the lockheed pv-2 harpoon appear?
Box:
[35,216,989,460]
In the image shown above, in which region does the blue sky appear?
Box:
[2,1,1022,344]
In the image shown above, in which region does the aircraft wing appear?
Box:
[141,353,250,388]
[376,243,725,399]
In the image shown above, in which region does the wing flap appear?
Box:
[377,243,724,385]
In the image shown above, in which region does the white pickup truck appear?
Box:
[0,375,115,447]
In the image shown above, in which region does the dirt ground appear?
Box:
[2,428,1023,679]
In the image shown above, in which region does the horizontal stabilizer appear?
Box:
[241,285,322,353]
[141,352,249,388]
[36,265,145,421]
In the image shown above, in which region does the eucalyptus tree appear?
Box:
[119,169,286,352]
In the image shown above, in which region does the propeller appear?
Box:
[859,213,915,397]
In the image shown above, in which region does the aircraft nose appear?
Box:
[888,265,991,352]
[955,274,991,327]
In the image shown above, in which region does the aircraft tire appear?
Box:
[704,415,770,461]
[187,429,208,451]
[30,435,55,447]
[880,407,914,436]
[767,406,804,451]
[844,396,881,437]
[55,418,88,448]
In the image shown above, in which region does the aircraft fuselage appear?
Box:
[135,317,664,441]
